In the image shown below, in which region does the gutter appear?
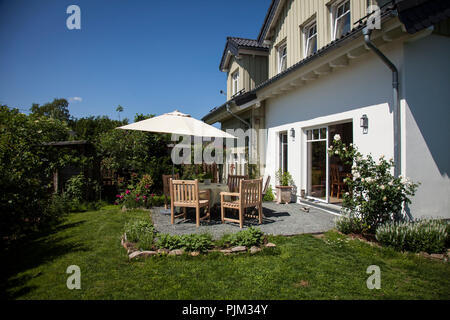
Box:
[362,26,401,177]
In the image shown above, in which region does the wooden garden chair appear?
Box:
[330,164,345,199]
[163,173,179,209]
[262,175,271,198]
[227,174,248,192]
[169,179,210,227]
[220,178,263,229]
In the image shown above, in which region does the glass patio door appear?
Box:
[306,128,328,202]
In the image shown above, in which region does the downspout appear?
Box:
[363,27,401,178]
[226,103,251,128]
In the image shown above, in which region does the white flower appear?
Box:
[37,130,42,134]
[388,181,393,186]
[353,172,360,179]
[383,196,387,202]
[334,134,341,141]
[349,143,353,147]
[361,178,365,182]
[380,185,385,190]
[380,154,385,159]
[334,150,339,155]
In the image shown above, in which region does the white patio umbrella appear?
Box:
[117,110,236,139]
[117,110,236,214]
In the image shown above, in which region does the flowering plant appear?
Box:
[330,135,419,234]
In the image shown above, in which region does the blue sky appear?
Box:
[0,0,271,122]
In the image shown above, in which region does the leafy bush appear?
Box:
[155,234,183,250]
[65,173,86,202]
[219,227,265,248]
[0,105,70,243]
[335,214,368,235]
[263,185,275,202]
[376,219,448,253]
[124,219,155,244]
[275,169,294,186]
[330,137,419,233]
[155,233,213,252]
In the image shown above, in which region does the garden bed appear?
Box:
[120,220,276,260]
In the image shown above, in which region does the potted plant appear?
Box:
[275,169,294,204]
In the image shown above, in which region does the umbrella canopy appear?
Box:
[117,110,236,139]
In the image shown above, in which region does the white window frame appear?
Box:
[331,0,351,41]
[231,69,239,96]
[279,131,288,174]
[303,21,317,58]
[277,42,287,74]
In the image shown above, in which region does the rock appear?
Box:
[250,246,262,254]
[419,251,430,258]
[231,246,247,253]
[141,251,157,257]
[220,249,232,254]
[157,248,170,254]
[169,249,184,256]
[129,251,142,260]
[190,251,200,257]
[430,253,444,260]
[265,243,276,248]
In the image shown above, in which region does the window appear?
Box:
[304,22,317,57]
[231,70,239,96]
[277,42,287,73]
[279,132,288,174]
[332,0,350,40]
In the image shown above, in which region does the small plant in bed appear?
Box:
[124,219,156,250]
[218,227,265,248]
[155,233,213,253]
[376,218,449,254]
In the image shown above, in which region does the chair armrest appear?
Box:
[220,192,239,197]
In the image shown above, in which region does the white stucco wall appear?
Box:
[402,33,450,219]
[262,33,450,219]
[264,40,402,197]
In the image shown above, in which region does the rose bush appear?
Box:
[330,135,419,234]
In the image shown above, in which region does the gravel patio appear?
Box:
[151,202,338,239]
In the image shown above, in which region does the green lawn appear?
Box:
[2,206,449,299]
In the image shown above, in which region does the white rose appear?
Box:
[380,185,385,190]
[334,134,341,141]
[383,196,387,201]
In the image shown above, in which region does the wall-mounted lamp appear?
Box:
[360,114,368,134]
[290,128,295,139]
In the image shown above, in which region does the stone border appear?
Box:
[121,233,277,260]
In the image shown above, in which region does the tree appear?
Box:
[30,98,71,122]
[116,105,124,121]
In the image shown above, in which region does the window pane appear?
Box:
[335,12,350,38]
[306,35,317,56]
[307,130,312,140]
[313,129,319,140]
[320,128,327,139]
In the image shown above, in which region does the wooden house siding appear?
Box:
[268,0,370,78]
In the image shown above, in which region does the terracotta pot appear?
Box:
[275,185,293,204]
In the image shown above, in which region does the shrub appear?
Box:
[155,234,183,250]
[65,173,86,203]
[335,214,367,234]
[330,137,419,233]
[155,233,213,252]
[263,185,275,202]
[275,169,294,186]
[124,219,155,244]
[376,219,448,253]
[219,227,265,248]
[180,233,213,252]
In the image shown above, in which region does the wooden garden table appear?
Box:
[198,182,228,207]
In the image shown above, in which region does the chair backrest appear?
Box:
[202,163,218,183]
[227,175,248,192]
[262,175,271,196]
[170,179,199,204]
[163,173,179,196]
[330,164,339,183]
[239,178,263,206]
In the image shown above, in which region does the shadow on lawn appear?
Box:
[0,220,88,300]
